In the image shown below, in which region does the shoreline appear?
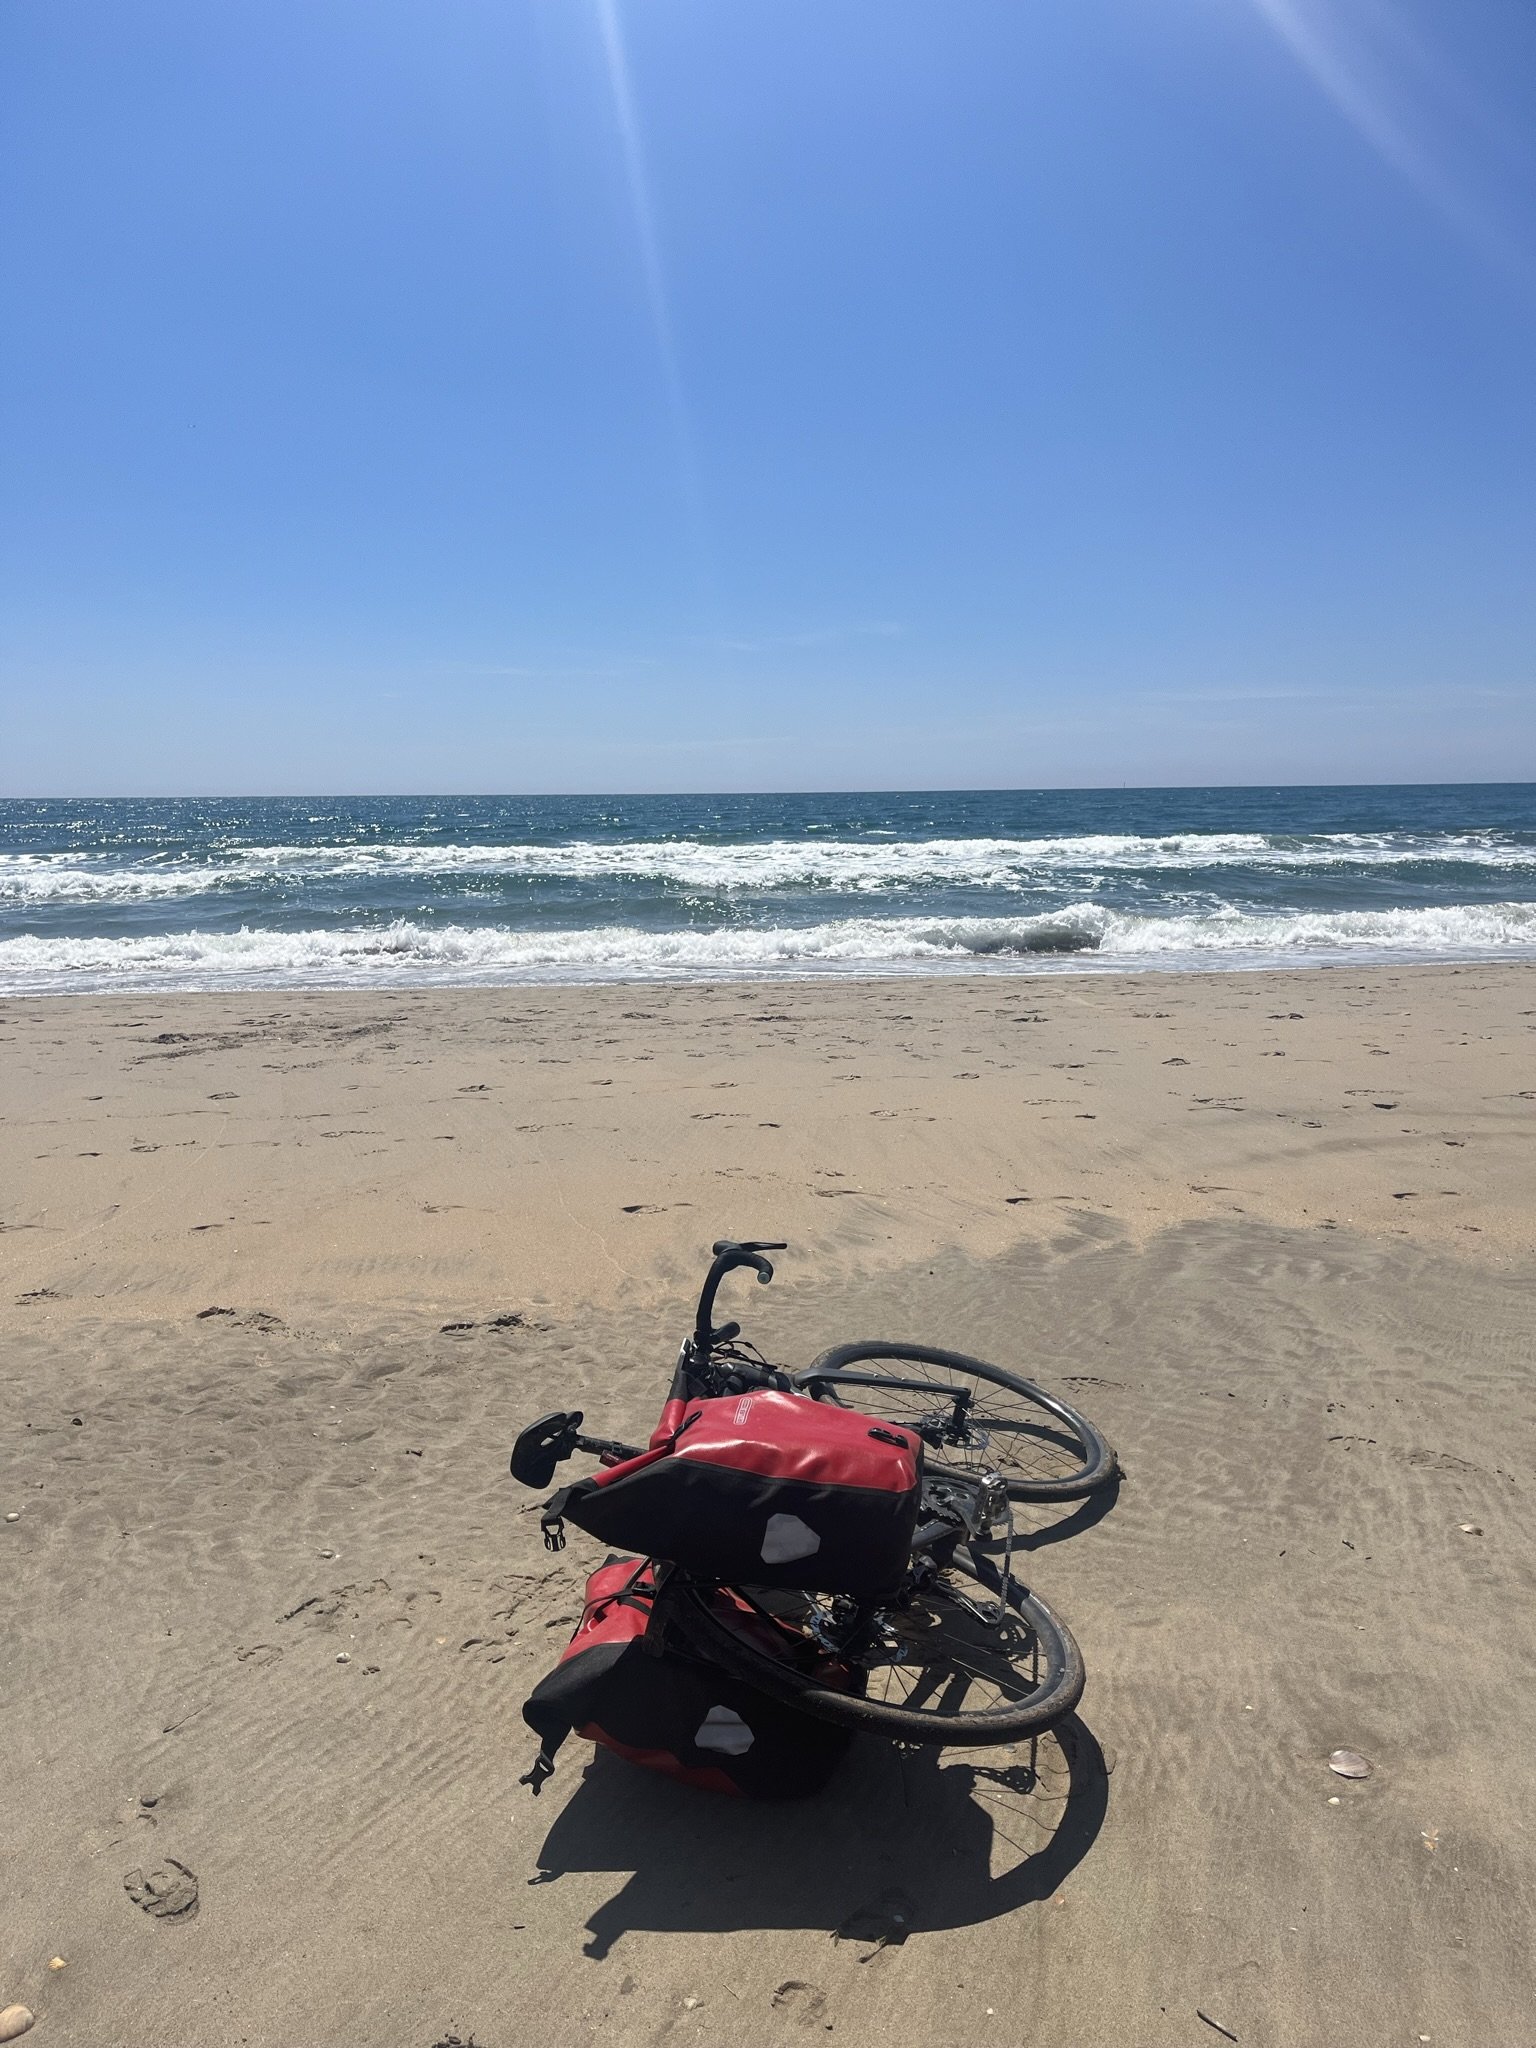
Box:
[4,940,1534,1001]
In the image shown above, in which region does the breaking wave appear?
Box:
[3,901,1534,993]
[3,829,1534,906]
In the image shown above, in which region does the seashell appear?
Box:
[1328,1749,1373,1779]
[0,2005,36,2040]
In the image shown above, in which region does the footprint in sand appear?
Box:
[771,1981,830,2024]
[124,1859,199,1921]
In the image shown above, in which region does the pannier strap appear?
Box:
[589,1407,703,1490]
[588,1557,655,1624]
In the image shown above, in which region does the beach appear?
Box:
[4,961,1535,2045]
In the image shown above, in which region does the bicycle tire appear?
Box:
[666,1549,1085,1747]
[795,1342,1116,1501]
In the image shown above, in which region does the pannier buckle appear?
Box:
[520,1747,557,1796]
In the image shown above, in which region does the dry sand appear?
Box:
[3,962,1534,2046]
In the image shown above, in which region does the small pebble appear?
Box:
[48,1958,66,1971]
[140,1794,158,1809]
[0,2007,34,2042]
[336,1652,350,1664]
[1327,1795,1341,1805]
[4,1513,19,1524]
[1459,1524,1481,1536]
[683,1997,700,2010]
[319,1548,337,1558]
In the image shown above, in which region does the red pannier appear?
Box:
[541,1390,922,1597]
[520,1557,854,1797]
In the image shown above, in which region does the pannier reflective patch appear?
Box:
[761,1512,822,1563]
[695,1706,755,1755]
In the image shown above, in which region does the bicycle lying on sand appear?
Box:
[510,1242,1117,1790]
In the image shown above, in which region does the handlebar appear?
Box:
[692,1240,787,1357]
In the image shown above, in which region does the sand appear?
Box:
[3,962,1534,2046]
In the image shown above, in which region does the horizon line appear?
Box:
[3,777,1535,805]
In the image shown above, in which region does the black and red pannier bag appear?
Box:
[521,1557,854,1797]
[541,1389,922,1596]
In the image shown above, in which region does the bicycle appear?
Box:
[510,1241,1116,1756]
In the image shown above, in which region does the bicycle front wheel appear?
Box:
[667,1549,1084,1748]
[796,1342,1116,1501]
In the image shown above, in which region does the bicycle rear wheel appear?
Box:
[796,1342,1115,1501]
[666,1548,1084,1747]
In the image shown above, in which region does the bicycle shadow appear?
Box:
[1013,1474,1122,1553]
[530,1713,1109,1960]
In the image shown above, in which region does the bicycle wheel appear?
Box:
[666,1548,1084,1747]
[795,1342,1115,1501]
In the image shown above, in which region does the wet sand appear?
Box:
[3,963,1534,2046]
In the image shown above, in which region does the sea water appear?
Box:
[1,785,1534,993]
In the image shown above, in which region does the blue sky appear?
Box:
[2,0,1534,795]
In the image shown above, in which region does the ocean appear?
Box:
[2,785,1534,994]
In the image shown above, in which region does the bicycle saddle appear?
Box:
[510,1411,585,1489]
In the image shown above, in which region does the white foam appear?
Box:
[2,830,1532,904]
[2,901,1533,993]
